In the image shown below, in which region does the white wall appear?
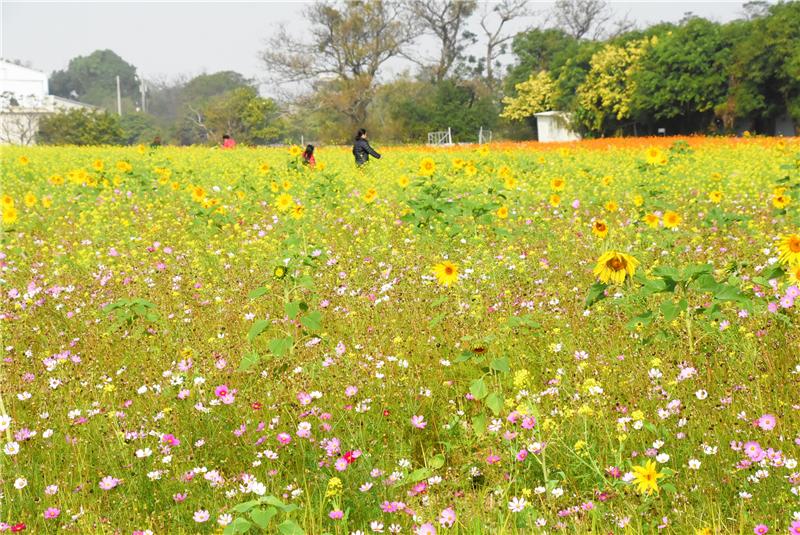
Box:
[0,61,49,100]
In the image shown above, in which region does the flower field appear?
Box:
[2,138,800,534]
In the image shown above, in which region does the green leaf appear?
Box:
[454,351,473,364]
[285,301,302,320]
[660,482,677,494]
[247,320,270,342]
[486,392,504,416]
[232,517,253,534]
[297,274,315,290]
[250,507,277,529]
[714,284,746,302]
[300,311,322,332]
[429,454,445,469]
[470,378,489,400]
[278,519,304,535]
[489,357,510,373]
[626,311,653,331]
[261,496,287,509]
[268,336,294,357]
[248,286,269,299]
[585,281,608,307]
[239,351,260,371]
[472,412,487,435]
[231,500,260,513]
[408,467,433,482]
[428,312,446,328]
[431,296,447,307]
[660,300,685,322]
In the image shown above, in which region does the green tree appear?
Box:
[630,18,732,133]
[505,28,580,92]
[195,87,284,145]
[38,109,124,145]
[500,70,559,121]
[120,112,162,145]
[49,50,139,111]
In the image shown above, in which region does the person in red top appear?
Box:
[302,144,316,168]
[221,134,236,149]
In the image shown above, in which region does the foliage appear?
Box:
[49,49,139,111]
[37,109,124,145]
[500,70,559,121]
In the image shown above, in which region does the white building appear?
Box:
[534,111,581,143]
[0,59,93,145]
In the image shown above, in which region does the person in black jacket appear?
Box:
[352,128,381,166]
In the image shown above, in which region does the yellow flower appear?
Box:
[663,211,682,229]
[433,261,458,286]
[496,206,509,219]
[282,180,292,191]
[593,251,639,284]
[592,220,608,239]
[291,204,305,220]
[632,194,644,207]
[773,193,791,209]
[777,233,800,265]
[451,157,464,169]
[645,147,665,165]
[397,175,410,188]
[191,186,206,202]
[601,175,614,187]
[504,175,518,189]
[363,188,378,203]
[42,196,53,208]
[289,145,303,157]
[1,195,14,209]
[2,206,19,225]
[275,193,293,212]
[49,174,64,186]
[709,190,723,203]
[270,181,280,193]
[18,155,29,165]
[631,460,664,495]
[604,200,618,212]
[419,157,436,176]
[259,162,271,174]
[550,177,566,191]
[24,192,37,207]
[92,159,104,171]
[643,213,659,228]
[787,263,800,284]
[549,194,561,207]
[116,161,132,173]
[325,477,343,498]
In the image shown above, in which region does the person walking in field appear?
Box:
[302,144,316,168]
[352,128,380,166]
[221,134,236,149]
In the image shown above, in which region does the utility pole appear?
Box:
[139,79,147,114]
[116,75,122,116]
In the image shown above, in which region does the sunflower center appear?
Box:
[607,257,625,271]
[444,266,454,275]
[789,237,800,252]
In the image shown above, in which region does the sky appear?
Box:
[2,1,753,97]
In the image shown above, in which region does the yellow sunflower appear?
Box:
[643,213,660,229]
[397,175,410,188]
[593,251,639,284]
[24,192,37,207]
[787,263,800,284]
[550,177,566,191]
[363,188,378,203]
[549,194,561,207]
[275,193,293,212]
[2,206,18,225]
[592,220,609,239]
[497,206,509,219]
[433,261,459,286]
[191,186,206,203]
[631,460,664,495]
[288,145,303,157]
[777,233,800,265]
[604,200,618,212]
[663,211,682,229]
[645,147,665,165]
[773,193,791,209]
[419,157,436,176]
[291,204,305,220]
[708,190,723,203]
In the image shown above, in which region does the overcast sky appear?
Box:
[3,1,752,96]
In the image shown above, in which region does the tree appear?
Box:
[38,109,124,145]
[631,18,731,133]
[202,87,284,145]
[260,0,418,126]
[120,112,162,145]
[505,28,580,91]
[49,50,139,110]
[500,70,559,121]
[551,0,632,40]
[477,0,531,88]
[575,37,653,133]
[406,0,477,82]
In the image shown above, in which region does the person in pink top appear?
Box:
[221,134,236,149]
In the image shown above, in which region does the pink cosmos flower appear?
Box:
[411,415,427,429]
[345,385,358,397]
[521,416,536,429]
[486,454,501,464]
[214,385,229,398]
[790,520,800,535]
[276,433,292,445]
[43,508,60,520]
[754,524,769,535]
[329,510,343,520]
[757,414,776,431]
[439,507,456,528]
[516,449,528,462]
[161,434,180,447]
[416,522,437,535]
[334,458,348,471]
[98,476,120,490]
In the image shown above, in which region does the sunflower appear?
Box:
[363,188,378,203]
[42,196,53,208]
[1,195,14,209]
[464,164,477,176]
[632,194,644,207]
[643,213,660,229]
[601,175,614,187]
[549,194,561,207]
[288,145,303,157]
[777,233,800,265]
[191,186,206,203]
[270,181,280,193]
[645,147,665,165]
[275,193,293,212]
[18,155,29,165]
[708,190,723,203]
[593,251,639,284]
[550,177,566,191]
[451,158,465,170]
[419,158,436,176]
[663,211,682,229]
[116,161,132,173]
[504,176,518,190]
[291,204,305,220]
[2,206,18,225]
[24,192,37,207]
[497,206,509,219]
[604,200,618,212]
[788,263,800,284]
[397,175,410,188]
[92,159,104,171]
[259,162,271,174]
[631,460,664,495]
[273,265,288,279]
[592,220,608,239]
[772,193,791,209]
[49,174,64,186]
[433,261,458,286]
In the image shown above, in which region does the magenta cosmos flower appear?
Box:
[411,415,427,429]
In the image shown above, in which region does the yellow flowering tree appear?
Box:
[500,71,560,121]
